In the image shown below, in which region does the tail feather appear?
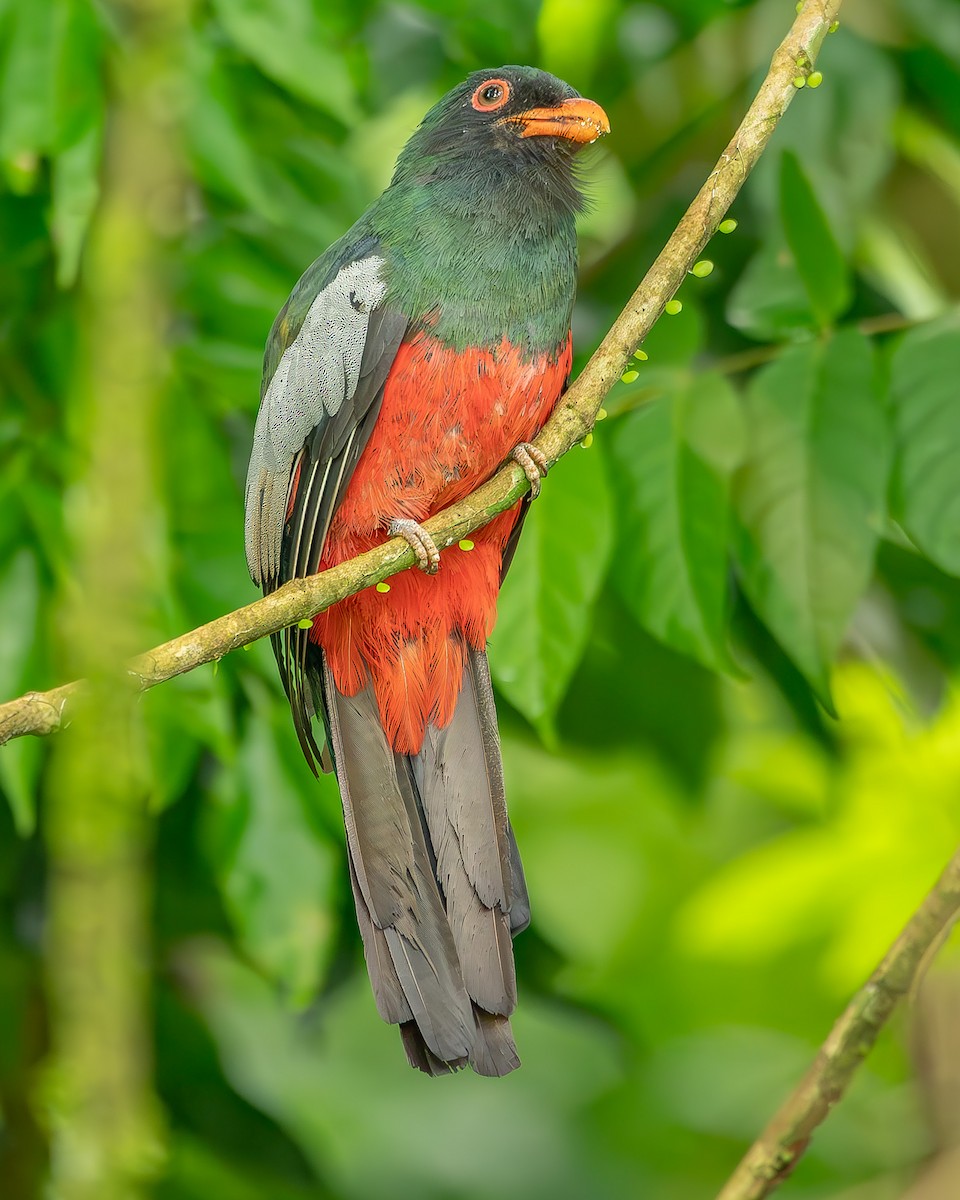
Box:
[413,647,517,1015]
[470,1010,522,1077]
[468,647,530,930]
[346,853,412,1024]
[416,647,513,908]
[319,645,528,1076]
[323,662,475,1064]
[505,821,531,934]
[400,1022,461,1076]
[382,927,473,1059]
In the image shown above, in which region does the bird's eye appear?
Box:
[471,79,510,112]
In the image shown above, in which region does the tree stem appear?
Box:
[42,2,187,1195]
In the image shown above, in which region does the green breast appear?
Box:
[370,177,578,357]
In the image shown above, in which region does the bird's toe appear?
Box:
[511,442,549,500]
[389,518,441,574]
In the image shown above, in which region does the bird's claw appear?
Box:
[389,518,441,575]
[511,443,549,500]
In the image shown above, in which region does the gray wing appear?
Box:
[244,248,408,769]
[245,251,401,588]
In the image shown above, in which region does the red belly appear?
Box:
[311,330,572,753]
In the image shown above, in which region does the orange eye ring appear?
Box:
[471,78,510,112]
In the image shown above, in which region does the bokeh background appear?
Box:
[4,0,960,1197]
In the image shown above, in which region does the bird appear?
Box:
[244,65,609,1076]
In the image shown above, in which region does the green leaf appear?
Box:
[50,114,102,287]
[211,0,358,124]
[504,738,686,981]
[890,313,960,575]
[857,212,948,322]
[48,0,104,285]
[51,0,104,151]
[185,41,283,223]
[903,0,960,71]
[205,689,339,1008]
[0,0,59,184]
[575,150,637,268]
[779,150,851,327]
[143,666,235,812]
[733,330,889,705]
[0,738,42,838]
[726,237,818,342]
[610,372,743,673]
[640,296,705,365]
[677,667,960,991]
[0,0,105,210]
[186,943,620,1198]
[537,0,618,81]
[490,444,614,738]
[0,549,38,701]
[0,549,41,833]
[746,34,900,241]
[163,1134,321,1200]
[161,385,251,622]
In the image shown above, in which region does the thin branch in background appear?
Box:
[607,310,923,423]
[714,847,960,1200]
[0,0,843,749]
[900,969,960,1198]
[709,312,921,379]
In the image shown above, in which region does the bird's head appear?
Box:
[391,66,610,196]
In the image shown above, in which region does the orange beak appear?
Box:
[502,96,610,144]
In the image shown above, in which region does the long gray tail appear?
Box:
[319,644,529,1076]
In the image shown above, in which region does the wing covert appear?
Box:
[243,243,408,770]
[245,249,402,589]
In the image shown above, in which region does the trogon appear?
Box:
[244,66,609,1076]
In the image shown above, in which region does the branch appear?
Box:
[0,0,843,748]
[715,845,960,1200]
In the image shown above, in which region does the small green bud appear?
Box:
[596,408,608,421]
[297,618,313,629]
[829,20,839,33]
[376,581,391,593]
[792,75,806,89]
[581,432,594,449]
[807,71,823,88]
[665,299,683,315]
[795,1,803,11]
[719,218,738,234]
[458,539,474,551]
[633,348,648,361]
[691,259,714,278]
[621,369,639,383]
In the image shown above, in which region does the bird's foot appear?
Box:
[511,443,549,500]
[389,518,441,575]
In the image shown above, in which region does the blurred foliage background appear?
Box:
[3,0,960,1196]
